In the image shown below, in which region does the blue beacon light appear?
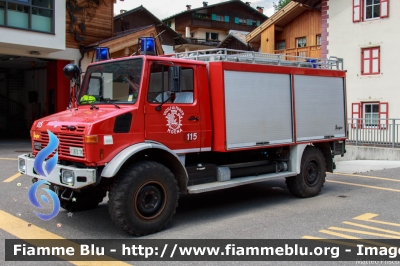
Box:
[95,47,110,62]
[139,37,156,55]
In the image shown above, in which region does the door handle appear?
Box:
[188,116,199,121]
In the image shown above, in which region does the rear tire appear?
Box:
[286,146,326,198]
[108,161,179,236]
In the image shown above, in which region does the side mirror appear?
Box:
[169,66,181,93]
[63,64,81,82]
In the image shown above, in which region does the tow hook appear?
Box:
[61,188,74,201]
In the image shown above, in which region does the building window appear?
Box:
[316,35,321,45]
[353,0,389,22]
[361,47,380,75]
[166,21,171,27]
[234,17,247,25]
[212,14,226,22]
[0,2,4,25]
[352,102,388,128]
[365,0,380,20]
[0,0,54,33]
[296,37,306,48]
[364,103,379,127]
[206,32,219,41]
[193,12,210,20]
[277,41,286,50]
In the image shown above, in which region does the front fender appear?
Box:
[101,142,187,180]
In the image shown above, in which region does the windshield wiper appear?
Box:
[90,103,99,110]
[103,99,120,109]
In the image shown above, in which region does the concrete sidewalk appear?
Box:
[335,160,400,174]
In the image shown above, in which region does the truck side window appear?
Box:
[148,65,194,104]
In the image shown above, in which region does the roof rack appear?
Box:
[171,48,343,70]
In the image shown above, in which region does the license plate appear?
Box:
[70,147,84,157]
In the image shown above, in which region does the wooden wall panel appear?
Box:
[260,24,275,53]
[66,0,114,49]
[275,9,321,50]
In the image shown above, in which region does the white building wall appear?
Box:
[0,0,66,53]
[328,0,400,118]
[0,0,81,64]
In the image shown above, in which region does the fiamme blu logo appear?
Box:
[28,130,61,221]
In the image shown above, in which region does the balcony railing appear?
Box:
[274,45,321,59]
[347,118,400,148]
[185,38,221,47]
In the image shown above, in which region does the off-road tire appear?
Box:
[108,161,179,236]
[60,189,107,212]
[286,146,326,198]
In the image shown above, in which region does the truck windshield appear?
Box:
[79,58,143,105]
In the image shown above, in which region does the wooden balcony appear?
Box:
[185,38,221,47]
[274,45,321,59]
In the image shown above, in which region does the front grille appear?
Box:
[37,131,85,159]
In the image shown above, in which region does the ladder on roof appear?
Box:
[171,48,344,70]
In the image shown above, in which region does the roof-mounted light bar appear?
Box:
[137,37,156,56]
[95,47,110,62]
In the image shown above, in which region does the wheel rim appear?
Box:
[134,181,167,220]
[304,160,320,187]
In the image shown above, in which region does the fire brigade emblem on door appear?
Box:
[164,106,184,134]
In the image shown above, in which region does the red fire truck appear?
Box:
[18,38,346,236]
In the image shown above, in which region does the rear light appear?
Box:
[84,135,98,144]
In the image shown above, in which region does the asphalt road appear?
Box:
[1,139,400,266]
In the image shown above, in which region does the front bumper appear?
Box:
[17,154,96,189]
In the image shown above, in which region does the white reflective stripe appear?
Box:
[297,136,325,141]
[297,135,345,141]
[227,142,256,149]
[173,148,201,154]
[200,147,212,152]
[227,139,293,149]
[269,139,293,144]
[334,134,346,138]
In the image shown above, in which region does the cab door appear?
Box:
[145,63,201,153]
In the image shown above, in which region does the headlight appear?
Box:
[18,158,26,172]
[61,169,75,186]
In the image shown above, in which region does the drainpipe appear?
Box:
[78,45,96,68]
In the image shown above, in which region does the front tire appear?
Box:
[108,161,179,236]
[286,146,326,198]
